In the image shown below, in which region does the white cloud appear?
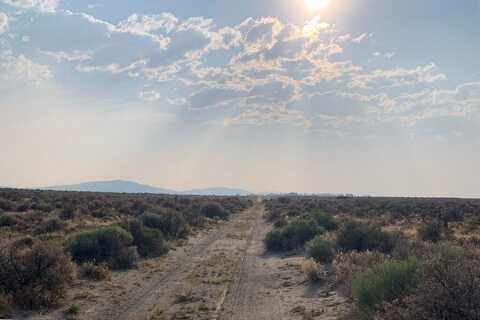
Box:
[41,50,92,62]
[117,13,178,35]
[75,59,147,75]
[138,90,160,102]
[1,0,59,12]
[8,9,466,135]
[0,12,8,34]
[213,106,311,128]
[0,52,53,85]
[351,33,372,43]
[349,63,446,89]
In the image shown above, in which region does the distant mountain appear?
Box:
[42,180,251,196]
[44,180,173,194]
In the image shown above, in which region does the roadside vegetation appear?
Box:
[263,195,480,319]
[0,188,252,316]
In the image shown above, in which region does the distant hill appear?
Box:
[42,180,251,196]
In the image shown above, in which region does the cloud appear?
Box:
[351,33,372,43]
[349,63,446,89]
[6,8,470,137]
[117,13,178,35]
[213,106,311,128]
[0,52,53,88]
[455,82,480,102]
[41,50,92,62]
[0,12,8,34]
[1,0,59,12]
[138,90,160,102]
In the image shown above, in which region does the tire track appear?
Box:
[85,203,260,320]
[220,202,284,320]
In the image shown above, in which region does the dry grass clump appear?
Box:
[79,262,111,281]
[301,258,325,283]
[332,251,388,295]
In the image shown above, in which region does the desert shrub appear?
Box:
[264,229,285,251]
[265,209,282,222]
[0,199,13,211]
[332,251,388,296]
[182,205,205,227]
[140,211,188,238]
[336,221,395,253]
[125,220,168,258]
[381,245,480,320]
[273,216,287,228]
[68,227,136,269]
[264,218,324,251]
[301,258,325,283]
[0,241,74,309]
[0,214,16,227]
[59,208,77,220]
[305,236,335,263]
[282,219,323,248]
[42,217,65,233]
[310,210,338,231]
[79,262,111,281]
[66,304,80,316]
[352,258,419,318]
[200,202,229,219]
[417,220,443,243]
[0,293,12,317]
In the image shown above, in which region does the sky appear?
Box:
[0,0,479,197]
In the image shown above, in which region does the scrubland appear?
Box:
[1,190,480,319]
[264,195,480,319]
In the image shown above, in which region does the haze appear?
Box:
[0,0,479,197]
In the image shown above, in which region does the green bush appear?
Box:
[264,229,285,251]
[68,227,136,269]
[140,211,188,238]
[0,214,16,227]
[0,241,74,309]
[310,211,338,231]
[305,236,335,263]
[352,258,419,318]
[417,220,443,243]
[200,202,229,219]
[264,218,324,251]
[66,304,80,316]
[382,245,480,320]
[126,220,168,258]
[42,217,65,233]
[337,221,395,253]
[0,293,12,317]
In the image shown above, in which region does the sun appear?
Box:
[304,0,331,11]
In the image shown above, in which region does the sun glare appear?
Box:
[304,0,331,12]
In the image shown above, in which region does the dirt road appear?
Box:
[35,199,348,320]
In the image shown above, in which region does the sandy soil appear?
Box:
[29,199,349,320]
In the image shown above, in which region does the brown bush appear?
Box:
[79,262,111,281]
[301,259,325,283]
[0,241,75,309]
